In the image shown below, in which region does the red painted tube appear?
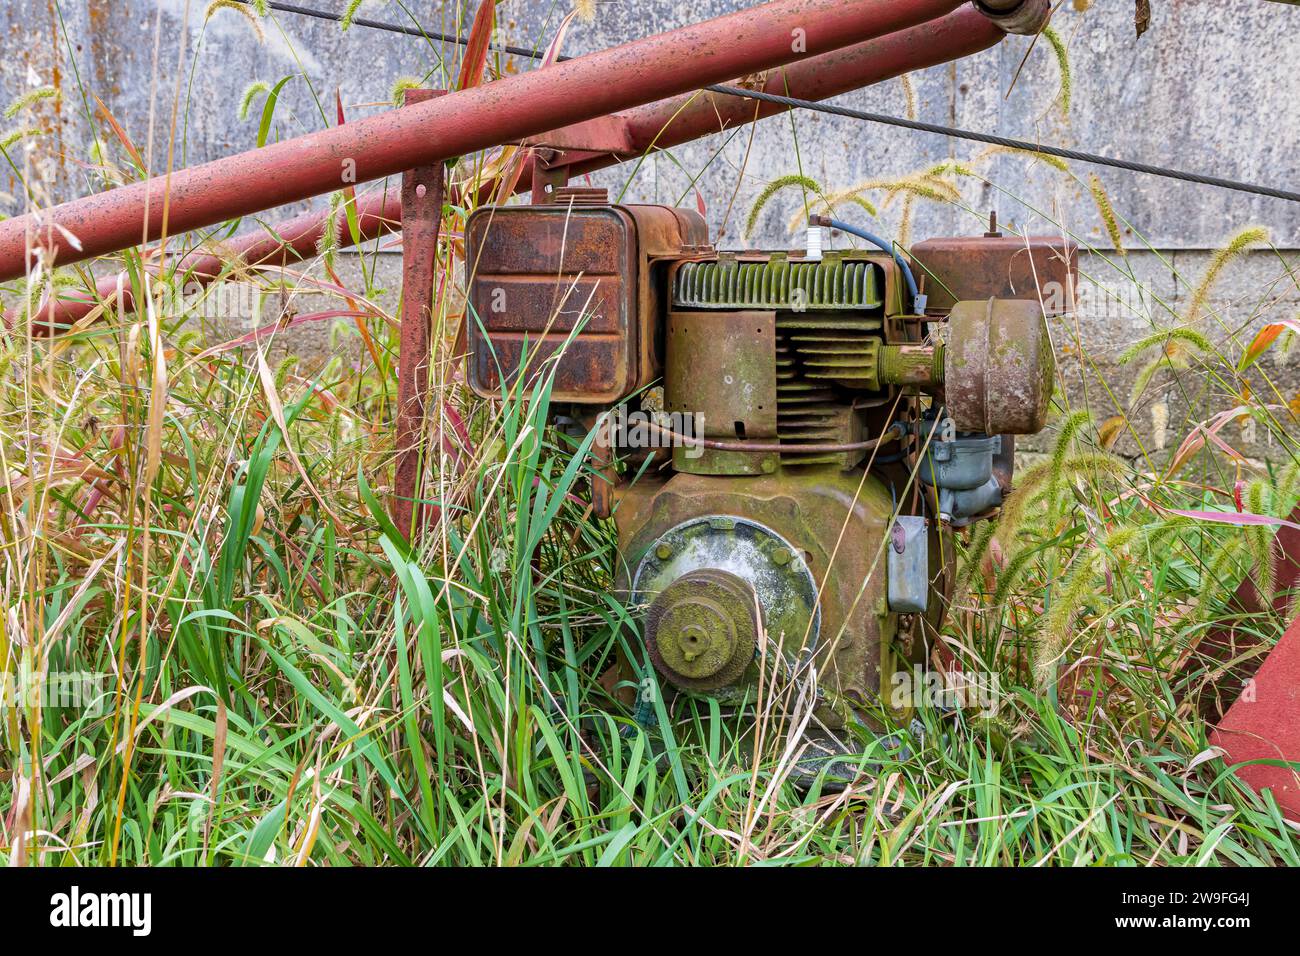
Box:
[0,0,964,282]
[572,3,1005,167]
[12,193,400,335]
[392,91,446,540]
[12,3,1001,334]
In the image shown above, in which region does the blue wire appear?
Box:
[822,217,921,304]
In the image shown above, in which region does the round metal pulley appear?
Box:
[632,516,821,695]
[944,297,1054,435]
[645,569,758,691]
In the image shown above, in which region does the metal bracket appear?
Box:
[522,114,636,154]
[393,88,448,541]
[888,516,930,613]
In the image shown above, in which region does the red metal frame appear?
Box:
[392,89,447,540]
[0,0,968,281]
[9,3,1006,335]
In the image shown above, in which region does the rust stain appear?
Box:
[45,0,68,184]
[87,0,113,93]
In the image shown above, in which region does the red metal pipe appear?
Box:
[11,192,400,335]
[0,0,964,282]
[11,3,1001,334]
[570,3,1006,166]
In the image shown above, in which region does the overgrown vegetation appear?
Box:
[1,0,1298,867]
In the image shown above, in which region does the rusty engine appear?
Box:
[465,187,1075,736]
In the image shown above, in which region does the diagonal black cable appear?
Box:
[706,86,1300,205]
[236,0,558,59]
[234,0,1300,205]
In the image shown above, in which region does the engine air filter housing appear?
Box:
[464,202,708,404]
[945,298,1053,435]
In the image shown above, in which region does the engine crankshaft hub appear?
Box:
[646,569,759,690]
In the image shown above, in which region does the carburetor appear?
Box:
[465,187,1075,730]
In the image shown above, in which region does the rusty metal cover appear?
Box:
[666,310,777,439]
[910,235,1077,315]
[946,298,1054,435]
[465,204,708,404]
[465,205,639,403]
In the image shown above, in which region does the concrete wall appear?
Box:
[3,0,1299,454]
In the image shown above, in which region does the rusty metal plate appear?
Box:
[465,205,637,403]
[1210,615,1300,822]
[522,114,636,154]
[911,235,1077,315]
[665,310,777,440]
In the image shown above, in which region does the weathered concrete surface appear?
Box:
[1,1,1298,456]
[1048,247,1300,460]
[2,1,1297,243]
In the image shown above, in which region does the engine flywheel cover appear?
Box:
[632,516,821,695]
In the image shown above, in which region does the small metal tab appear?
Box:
[887,516,929,614]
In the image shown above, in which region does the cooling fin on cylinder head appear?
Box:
[670,255,890,467]
[776,340,863,467]
[776,315,885,466]
[781,319,883,386]
[673,256,884,311]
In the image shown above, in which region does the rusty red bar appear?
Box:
[1210,615,1300,822]
[12,192,400,335]
[392,90,446,541]
[0,0,966,282]
[563,4,1006,172]
[10,4,1001,335]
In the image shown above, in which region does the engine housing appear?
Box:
[465,192,1075,728]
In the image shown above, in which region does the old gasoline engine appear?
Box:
[465,188,1074,733]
